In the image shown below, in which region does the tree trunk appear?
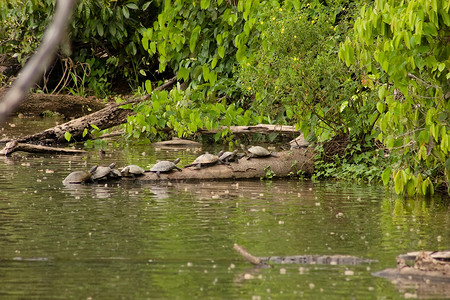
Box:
[1,98,140,145]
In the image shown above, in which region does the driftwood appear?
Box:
[199,124,299,135]
[233,243,376,266]
[0,140,86,155]
[122,147,314,182]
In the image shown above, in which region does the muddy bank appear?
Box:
[0,88,106,119]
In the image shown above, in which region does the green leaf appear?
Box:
[381,167,392,185]
[285,105,293,119]
[378,85,386,100]
[218,45,225,58]
[190,26,201,52]
[406,178,415,196]
[97,23,104,36]
[376,102,384,113]
[142,2,151,10]
[64,131,72,142]
[150,42,156,54]
[178,67,190,81]
[122,6,130,19]
[200,0,210,10]
[145,80,152,94]
[126,3,139,10]
[90,124,100,131]
[208,70,217,86]
[394,170,406,194]
[211,57,218,69]
[202,64,210,81]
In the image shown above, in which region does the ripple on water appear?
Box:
[0,145,449,299]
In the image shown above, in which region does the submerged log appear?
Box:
[122,147,314,182]
[233,243,376,266]
[151,137,202,148]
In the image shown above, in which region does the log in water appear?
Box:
[123,147,314,182]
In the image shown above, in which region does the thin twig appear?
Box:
[407,73,440,89]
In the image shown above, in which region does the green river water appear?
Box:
[0,117,449,299]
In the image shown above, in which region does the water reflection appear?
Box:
[0,143,449,299]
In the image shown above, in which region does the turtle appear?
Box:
[121,164,146,178]
[109,167,122,179]
[218,149,239,164]
[184,152,220,169]
[91,162,116,181]
[150,158,182,177]
[240,144,277,160]
[63,165,98,185]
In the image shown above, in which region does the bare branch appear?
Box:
[0,0,77,125]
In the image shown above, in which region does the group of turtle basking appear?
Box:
[63,145,277,184]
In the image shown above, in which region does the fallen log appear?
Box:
[0,140,86,155]
[199,124,299,135]
[0,75,178,145]
[0,98,138,145]
[122,147,314,182]
[233,243,376,266]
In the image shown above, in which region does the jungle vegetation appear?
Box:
[0,0,449,195]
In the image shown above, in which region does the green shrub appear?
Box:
[340,0,450,195]
[124,86,260,142]
[236,1,377,144]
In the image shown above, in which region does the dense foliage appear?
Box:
[0,0,157,96]
[1,0,448,195]
[340,0,450,195]
[237,2,375,141]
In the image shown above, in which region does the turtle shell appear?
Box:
[92,163,115,180]
[121,165,145,176]
[185,153,219,168]
[150,158,181,172]
[63,165,97,184]
[218,150,238,162]
[63,170,92,184]
[109,168,122,178]
[247,146,271,157]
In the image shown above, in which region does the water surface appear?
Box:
[0,117,449,299]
